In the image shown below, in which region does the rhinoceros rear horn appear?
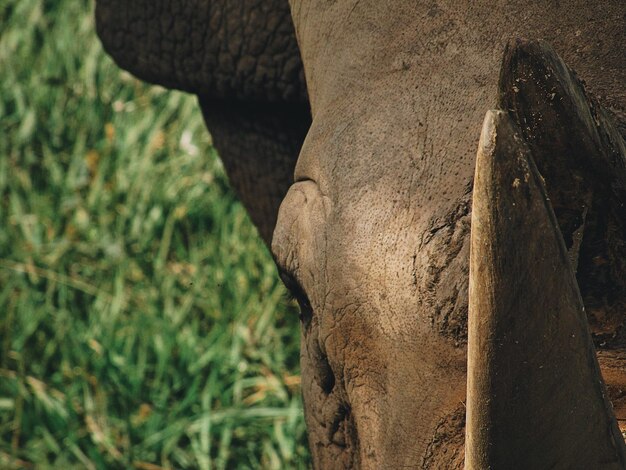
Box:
[465,40,626,469]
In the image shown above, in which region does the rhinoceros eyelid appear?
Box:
[292,176,327,194]
[293,176,316,184]
[278,269,298,296]
[277,268,305,303]
[289,178,331,213]
[277,268,313,330]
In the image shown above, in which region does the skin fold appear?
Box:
[96,1,626,467]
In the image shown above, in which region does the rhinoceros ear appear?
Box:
[95,0,306,102]
[465,40,626,470]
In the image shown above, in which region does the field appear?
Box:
[0,0,309,468]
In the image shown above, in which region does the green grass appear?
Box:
[0,0,308,468]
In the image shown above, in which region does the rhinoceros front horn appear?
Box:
[466,40,626,469]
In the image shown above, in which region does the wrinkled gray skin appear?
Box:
[96,1,626,467]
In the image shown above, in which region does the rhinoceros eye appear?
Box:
[278,269,313,330]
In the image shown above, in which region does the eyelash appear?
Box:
[278,269,313,330]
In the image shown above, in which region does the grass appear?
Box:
[0,0,309,468]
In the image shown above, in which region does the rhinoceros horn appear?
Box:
[465,40,626,469]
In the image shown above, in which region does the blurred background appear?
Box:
[0,0,308,468]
